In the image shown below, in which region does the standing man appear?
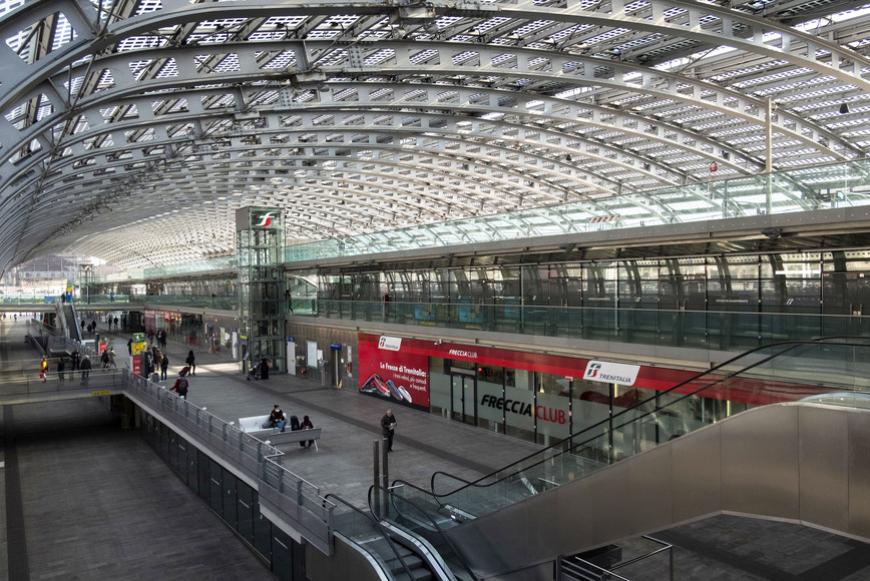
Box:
[381,408,397,452]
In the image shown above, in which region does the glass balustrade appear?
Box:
[405,340,870,521]
[311,299,870,351]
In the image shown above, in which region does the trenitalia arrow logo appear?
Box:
[585,363,601,378]
[256,212,276,228]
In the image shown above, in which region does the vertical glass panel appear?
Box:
[535,373,570,446]
[504,369,535,441]
[429,357,451,419]
[477,366,505,433]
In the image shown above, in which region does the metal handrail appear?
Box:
[429,337,870,500]
[315,298,870,320]
[376,482,478,580]
[326,492,416,581]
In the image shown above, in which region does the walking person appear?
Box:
[381,408,397,452]
[80,355,91,383]
[160,354,169,381]
[39,356,48,383]
[186,350,196,376]
[57,358,65,383]
[127,337,132,356]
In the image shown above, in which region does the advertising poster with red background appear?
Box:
[359,332,826,411]
[358,334,431,410]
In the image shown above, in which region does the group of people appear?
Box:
[264,404,315,448]
[105,316,120,330]
[79,319,99,335]
[246,357,270,381]
[147,329,168,350]
[40,352,92,383]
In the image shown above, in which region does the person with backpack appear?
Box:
[170,371,189,399]
[160,354,169,381]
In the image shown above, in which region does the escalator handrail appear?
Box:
[324,493,416,581]
[430,337,870,496]
[368,483,478,581]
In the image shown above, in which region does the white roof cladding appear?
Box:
[0,0,867,271]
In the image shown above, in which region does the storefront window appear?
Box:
[505,369,535,441]
[430,357,450,419]
[535,373,571,445]
[476,365,505,433]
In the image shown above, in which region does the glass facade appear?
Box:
[312,249,870,350]
[425,355,756,446]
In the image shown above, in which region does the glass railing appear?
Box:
[326,493,417,580]
[142,258,237,280]
[409,339,870,521]
[371,484,478,581]
[138,294,238,311]
[311,299,870,351]
[123,370,336,552]
[284,159,870,264]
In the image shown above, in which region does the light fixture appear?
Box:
[839,102,850,114]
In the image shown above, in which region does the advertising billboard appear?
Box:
[358,333,430,410]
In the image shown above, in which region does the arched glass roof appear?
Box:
[0,0,868,273]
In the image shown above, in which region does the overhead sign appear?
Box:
[254,211,278,228]
[583,360,640,386]
[378,336,402,351]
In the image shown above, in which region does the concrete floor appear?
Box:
[3,399,273,581]
[103,331,543,507]
[597,514,870,581]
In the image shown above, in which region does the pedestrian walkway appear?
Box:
[106,331,543,507]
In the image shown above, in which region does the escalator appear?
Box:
[327,493,450,580]
[385,338,870,579]
[64,302,82,343]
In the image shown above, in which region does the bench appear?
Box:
[238,415,321,451]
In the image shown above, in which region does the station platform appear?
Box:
[102,332,543,507]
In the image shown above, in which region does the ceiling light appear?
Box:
[839,102,850,114]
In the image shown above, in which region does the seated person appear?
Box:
[262,404,286,432]
[300,415,315,448]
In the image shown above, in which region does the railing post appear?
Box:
[373,440,381,517]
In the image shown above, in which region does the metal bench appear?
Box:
[238,415,321,451]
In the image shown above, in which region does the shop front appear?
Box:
[357,332,819,445]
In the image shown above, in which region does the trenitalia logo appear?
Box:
[256,212,277,228]
[583,360,640,386]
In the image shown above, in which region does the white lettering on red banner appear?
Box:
[377,336,402,351]
[583,360,640,386]
[447,348,478,359]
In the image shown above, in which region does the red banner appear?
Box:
[132,355,142,377]
[358,334,430,410]
[357,333,831,407]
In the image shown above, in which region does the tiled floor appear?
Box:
[3,397,272,580]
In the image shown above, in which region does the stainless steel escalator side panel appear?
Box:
[445,403,870,579]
